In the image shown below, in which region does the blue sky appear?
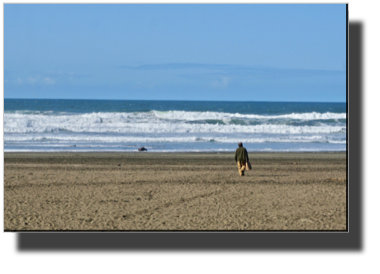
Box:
[4,4,347,102]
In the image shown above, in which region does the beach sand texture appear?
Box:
[4,152,346,231]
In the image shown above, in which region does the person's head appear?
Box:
[238,142,243,147]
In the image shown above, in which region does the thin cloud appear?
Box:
[5,71,90,87]
[119,63,235,71]
[28,77,38,84]
[42,77,56,85]
[119,62,345,77]
[211,76,230,88]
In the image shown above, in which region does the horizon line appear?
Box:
[4,98,346,104]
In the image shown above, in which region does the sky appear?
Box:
[4,4,347,102]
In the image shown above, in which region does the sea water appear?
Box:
[4,99,346,152]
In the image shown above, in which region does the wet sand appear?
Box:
[4,152,347,231]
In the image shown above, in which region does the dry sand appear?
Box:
[4,152,346,231]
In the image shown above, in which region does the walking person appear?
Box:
[235,142,249,176]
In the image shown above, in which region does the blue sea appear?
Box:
[4,99,346,152]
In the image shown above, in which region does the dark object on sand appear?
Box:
[138,147,147,152]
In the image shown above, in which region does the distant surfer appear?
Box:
[138,147,147,152]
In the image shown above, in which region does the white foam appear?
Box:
[153,110,346,121]
[5,134,346,144]
[4,147,347,153]
[4,112,345,134]
[4,123,345,134]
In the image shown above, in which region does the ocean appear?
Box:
[4,99,346,152]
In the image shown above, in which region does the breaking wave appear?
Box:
[4,111,346,134]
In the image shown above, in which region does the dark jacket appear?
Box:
[235,147,249,162]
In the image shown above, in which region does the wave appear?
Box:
[4,123,345,134]
[4,147,347,153]
[4,111,346,134]
[5,110,346,120]
[5,134,346,144]
[152,110,346,121]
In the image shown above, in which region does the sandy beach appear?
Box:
[4,152,346,231]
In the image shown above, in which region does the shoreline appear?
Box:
[4,151,347,155]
